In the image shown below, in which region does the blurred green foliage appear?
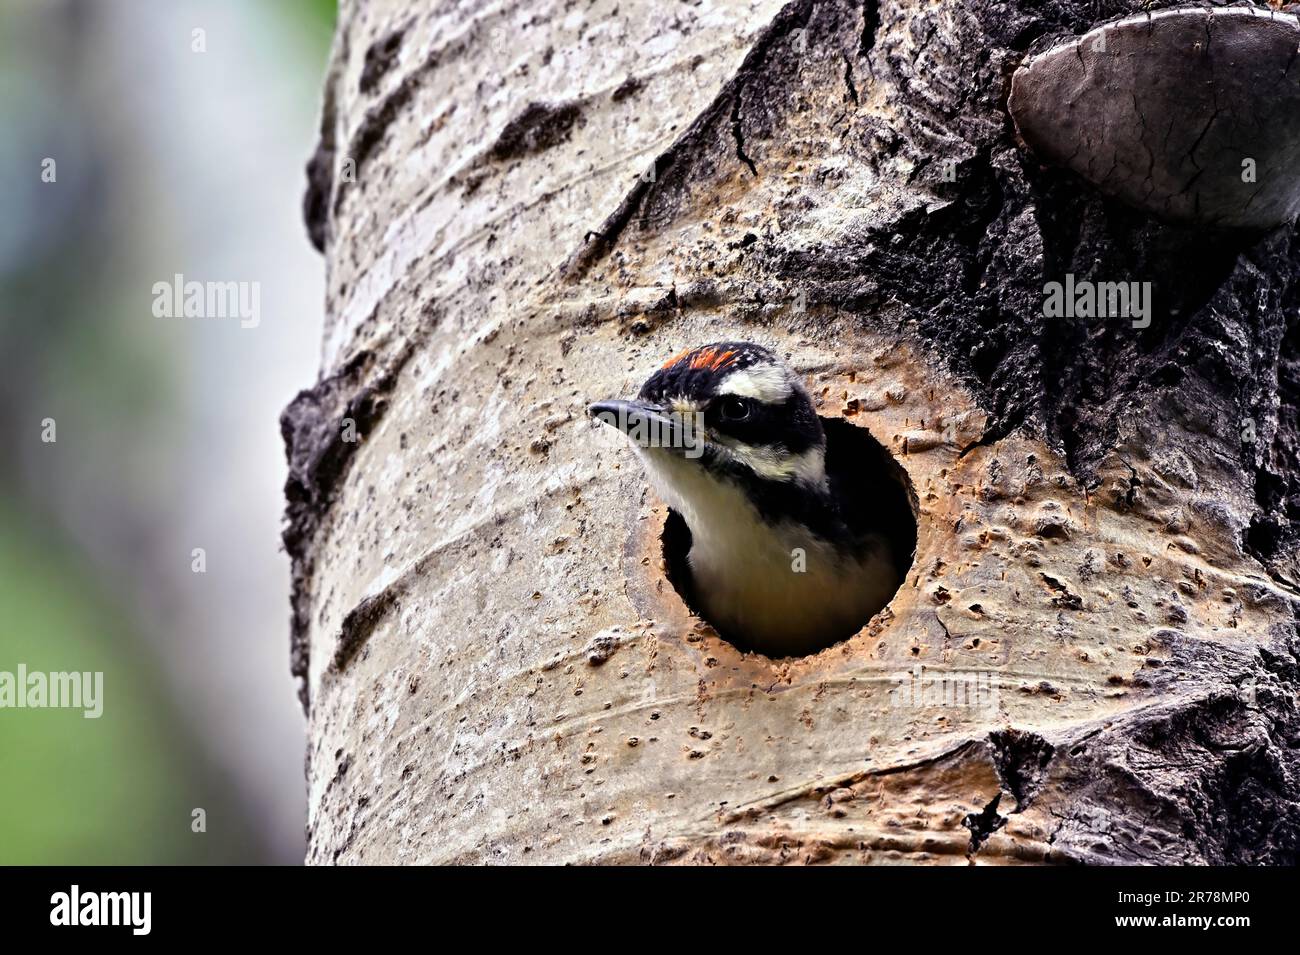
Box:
[0,497,257,864]
[0,0,335,865]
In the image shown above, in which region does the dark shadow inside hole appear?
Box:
[661,415,918,657]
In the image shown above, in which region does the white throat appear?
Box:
[637,448,899,657]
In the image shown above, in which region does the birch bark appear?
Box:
[285,0,1300,864]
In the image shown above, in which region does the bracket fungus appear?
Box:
[1008,6,1300,230]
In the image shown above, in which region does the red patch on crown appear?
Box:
[692,348,737,371]
[660,346,739,373]
[661,348,693,370]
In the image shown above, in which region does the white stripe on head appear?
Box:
[714,439,828,489]
[716,363,793,404]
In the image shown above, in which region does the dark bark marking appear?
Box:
[963,791,1007,854]
[487,100,583,163]
[988,728,1056,811]
[730,96,759,177]
[842,51,859,105]
[333,588,400,673]
[344,73,420,196]
[859,0,880,55]
[329,30,473,216]
[280,344,413,709]
[611,76,644,102]
[359,26,405,95]
[303,64,341,253]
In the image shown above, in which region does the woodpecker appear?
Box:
[590,342,912,657]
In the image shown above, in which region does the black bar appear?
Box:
[0,864,1281,940]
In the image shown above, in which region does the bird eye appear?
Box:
[718,396,752,421]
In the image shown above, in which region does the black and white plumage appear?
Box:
[590,342,914,657]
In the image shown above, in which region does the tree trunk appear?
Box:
[284,0,1300,864]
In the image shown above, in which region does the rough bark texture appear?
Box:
[287,0,1300,864]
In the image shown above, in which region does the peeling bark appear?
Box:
[287,0,1300,864]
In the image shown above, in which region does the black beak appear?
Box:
[588,399,703,456]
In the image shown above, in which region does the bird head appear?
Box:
[589,342,910,655]
[588,342,828,500]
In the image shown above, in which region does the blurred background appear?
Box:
[0,0,335,863]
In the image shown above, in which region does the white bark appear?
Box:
[286,0,1300,864]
